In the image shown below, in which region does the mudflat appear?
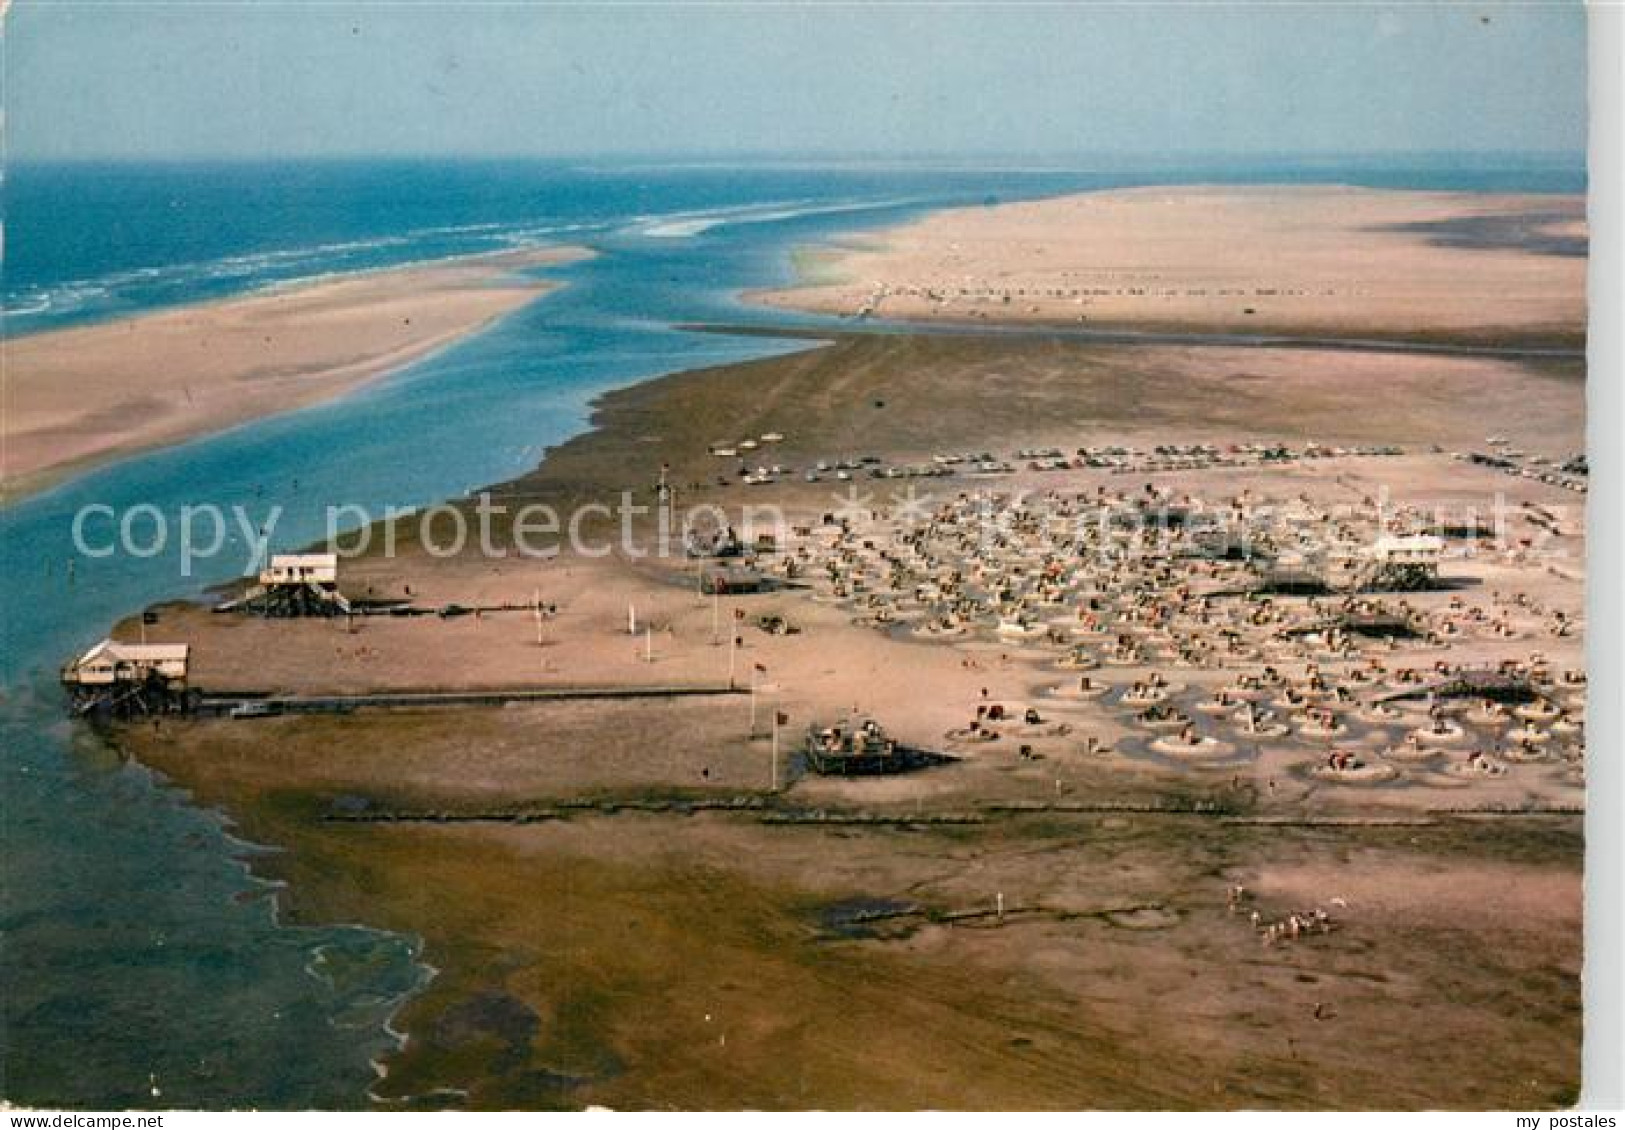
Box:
[115,320,1585,1107]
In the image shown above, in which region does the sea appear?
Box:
[0,155,1586,1107]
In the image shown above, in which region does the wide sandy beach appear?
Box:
[98,186,1586,1108]
[753,186,1585,347]
[118,335,1585,1107]
[2,246,586,502]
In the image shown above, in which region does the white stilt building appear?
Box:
[61,639,193,716]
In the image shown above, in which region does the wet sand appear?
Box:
[751,186,1585,348]
[122,727,1584,1110]
[112,323,1585,1108]
[2,246,587,502]
[79,174,1591,1113]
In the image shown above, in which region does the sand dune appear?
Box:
[2,246,587,501]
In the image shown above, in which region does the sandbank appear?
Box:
[2,245,588,502]
[751,186,1585,347]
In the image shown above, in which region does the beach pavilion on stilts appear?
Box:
[60,639,196,718]
[226,553,352,617]
[1357,534,1445,592]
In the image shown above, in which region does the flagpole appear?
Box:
[749,665,758,736]
[770,713,780,791]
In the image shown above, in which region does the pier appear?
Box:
[194,683,748,718]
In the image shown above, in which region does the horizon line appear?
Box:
[5,147,1591,168]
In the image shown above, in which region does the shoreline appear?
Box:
[683,319,1588,360]
[109,321,1585,1107]
[78,184,1586,1108]
[2,244,591,505]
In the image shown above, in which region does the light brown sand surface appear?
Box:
[108,325,1585,1107]
[754,187,1585,346]
[2,246,586,500]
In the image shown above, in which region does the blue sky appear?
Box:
[4,2,1589,160]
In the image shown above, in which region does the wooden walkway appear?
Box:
[199,683,746,717]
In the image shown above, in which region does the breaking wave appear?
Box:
[633,196,920,239]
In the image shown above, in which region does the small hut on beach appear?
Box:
[60,639,193,717]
